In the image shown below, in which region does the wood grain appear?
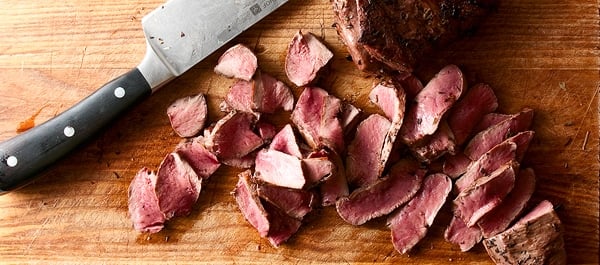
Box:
[0,0,598,264]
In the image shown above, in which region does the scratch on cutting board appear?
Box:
[26,217,50,253]
[573,83,599,146]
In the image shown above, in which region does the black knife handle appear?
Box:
[0,68,151,194]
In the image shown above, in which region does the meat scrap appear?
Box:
[262,200,303,247]
[336,159,426,226]
[444,215,483,252]
[483,200,567,265]
[214,43,257,81]
[257,183,314,220]
[224,71,294,114]
[205,111,264,161]
[155,152,202,219]
[254,148,305,189]
[233,170,270,237]
[167,93,208,138]
[411,121,456,163]
[388,173,452,254]
[447,83,499,146]
[175,138,220,180]
[285,30,334,87]
[128,168,165,233]
[270,124,303,158]
[455,141,517,194]
[302,156,334,187]
[317,150,350,207]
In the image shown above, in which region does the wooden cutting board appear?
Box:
[0,0,598,264]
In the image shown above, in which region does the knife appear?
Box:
[0,0,289,193]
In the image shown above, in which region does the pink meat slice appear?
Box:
[255,71,295,113]
[291,87,344,152]
[509,130,535,162]
[443,152,472,179]
[411,121,456,163]
[444,215,483,252]
[285,30,334,87]
[336,159,426,226]
[206,111,264,160]
[464,108,534,160]
[224,79,255,113]
[453,162,517,227]
[455,141,517,194]
[392,72,424,101]
[340,102,362,133]
[478,168,536,238]
[302,156,334,187]
[233,170,270,237]
[175,138,220,179]
[400,64,465,145]
[257,183,314,220]
[128,168,165,233]
[221,149,259,169]
[257,120,277,142]
[447,83,499,145]
[254,149,305,189]
[473,112,513,133]
[317,150,350,207]
[388,173,452,254]
[214,43,257,81]
[155,152,202,219]
[345,114,391,188]
[263,200,303,248]
[270,124,302,158]
[167,93,208,138]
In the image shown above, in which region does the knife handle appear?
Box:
[0,68,151,194]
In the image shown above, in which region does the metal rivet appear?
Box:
[6,156,18,167]
[114,87,126,98]
[64,126,75,137]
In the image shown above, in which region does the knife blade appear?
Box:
[0,0,289,194]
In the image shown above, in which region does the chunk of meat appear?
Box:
[175,138,220,179]
[128,168,165,233]
[345,114,391,188]
[392,72,424,101]
[455,141,517,194]
[263,200,303,248]
[336,159,426,225]
[285,30,333,87]
[388,173,452,254]
[206,111,264,160]
[224,79,255,113]
[483,200,567,265]
[233,170,270,237]
[255,149,305,189]
[443,152,472,179]
[302,156,334,187]
[257,120,277,142]
[473,112,513,133]
[447,83,499,145]
[270,124,302,158]
[478,168,536,238]
[155,153,202,219]
[444,215,483,252]
[167,93,208,138]
[291,87,344,152]
[340,102,362,133]
[224,72,294,114]
[214,43,257,81]
[411,121,456,163]
[400,65,465,145]
[453,163,517,227]
[257,183,314,220]
[317,150,350,207]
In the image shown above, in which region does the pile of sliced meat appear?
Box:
[127,30,567,264]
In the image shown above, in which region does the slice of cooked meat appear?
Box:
[478,168,536,238]
[345,114,391,188]
[257,183,314,220]
[392,72,424,101]
[443,152,472,179]
[444,215,483,252]
[483,200,567,265]
[447,83,499,146]
[221,149,259,169]
[411,120,456,163]
[302,156,334,187]
[336,159,426,225]
[225,72,295,114]
[233,170,270,237]
[214,43,257,81]
[257,120,277,142]
[270,124,303,158]
[254,149,305,189]
[263,200,303,248]
[224,79,256,113]
[509,130,535,162]
[205,111,264,160]
[400,65,465,146]
[455,141,517,194]
[388,173,452,254]
[340,101,362,133]
[332,0,497,73]
[473,112,513,133]
[285,30,334,87]
[128,168,165,233]
[317,150,350,207]
[167,93,208,138]
[155,152,202,219]
[291,87,344,152]
[175,138,220,179]
[453,162,517,227]
[464,108,534,160]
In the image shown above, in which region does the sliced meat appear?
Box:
[392,72,424,101]
[221,149,258,169]
[155,152,202,219]
[257,183,314,220]
[453,162,517,227]
[345,114,391,188]
[447,83,499,146]
[478,168,536,238]
[455,141,517,194]
[400,65,465,145]
[254,149,305,189]
[128,168,165,233]
[233,170,270,237]
[509,130,535,162]
[318,150,350,207]
[214,43,257,81]
[255,71,295,113]
[340,102,362,133]
[263,200,303,248]
[388,173,452,254]
[443,152,472,179]
[464,108,534,160]
[411,121,456,163]
[224,79,255,113]
[336,159,426,225]
[291,87,344,152]
[257,120,277,142]
[302,156,334,186]
[167,93,208,138]
[270,124,302,158]
[444,215,483,252]
[473,113,512,133]
[175,138,220,179]
[285,30,333,87]
[483,200,567,265]
[206,111,264,160]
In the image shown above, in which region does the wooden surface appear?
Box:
[0,0,598,264]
